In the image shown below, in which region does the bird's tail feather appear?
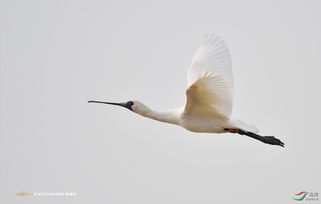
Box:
[230,119,259,133]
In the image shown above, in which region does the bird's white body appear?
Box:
[129,34,259,134]
[180,112,228,133]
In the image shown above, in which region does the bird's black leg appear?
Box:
[224,128,284,147]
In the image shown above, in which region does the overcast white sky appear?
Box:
[1,0,321,203]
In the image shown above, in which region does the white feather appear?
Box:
[230,119,259,133]
[187,34,233,90]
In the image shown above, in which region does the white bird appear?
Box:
[89,34,284,147]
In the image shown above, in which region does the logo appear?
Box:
[15,190,77,197]
[292,191,319,201]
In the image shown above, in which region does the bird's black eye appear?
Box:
[126,101,134,111]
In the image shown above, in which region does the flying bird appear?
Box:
[89,34,284,147]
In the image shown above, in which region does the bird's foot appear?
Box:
[261,136,284,147]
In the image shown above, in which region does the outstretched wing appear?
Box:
[185,35,233,118]
[184,73,233,119]
[187,34,233,89]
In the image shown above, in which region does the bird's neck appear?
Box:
[135,105,181,125]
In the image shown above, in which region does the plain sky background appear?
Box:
[1,0,321,203]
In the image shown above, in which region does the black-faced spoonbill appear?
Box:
[89,34,284,147]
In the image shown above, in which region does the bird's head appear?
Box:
[88,100,149,114]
